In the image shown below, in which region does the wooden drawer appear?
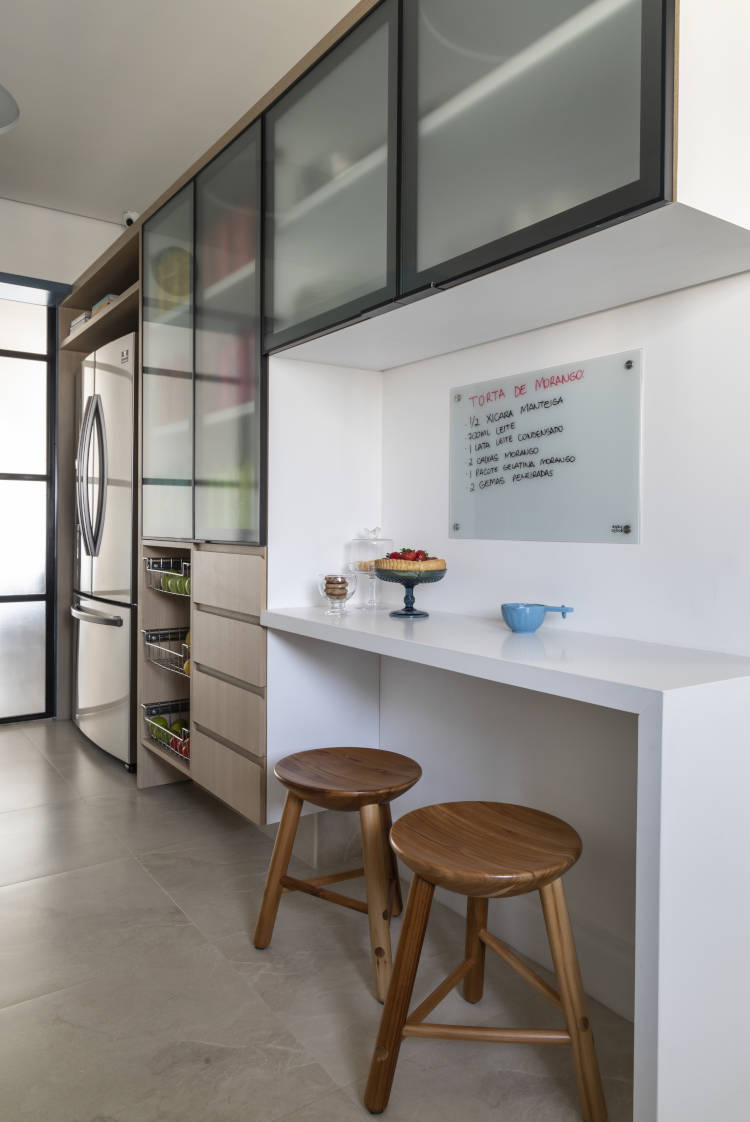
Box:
[192,609,266,687]
[190,727,264,824]
[192,667,266,756]
[191,550,265,616]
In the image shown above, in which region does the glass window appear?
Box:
[0,357,47,474]
[0,298,46,354]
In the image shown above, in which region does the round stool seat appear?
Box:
[274,747,422,812]
[390,802,581,898]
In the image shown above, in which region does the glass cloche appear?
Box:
[345,527,394,609]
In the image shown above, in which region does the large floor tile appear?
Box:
[0,798,130,887]
[0,753,77,812]
[0,857,190,1008]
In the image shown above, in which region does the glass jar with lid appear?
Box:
[344,527,394,609]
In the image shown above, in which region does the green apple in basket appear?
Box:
[151,715,168,742]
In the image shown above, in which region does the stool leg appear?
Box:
[540,878,607,1122]
[361,802,395,1002]
[463,896,489,1003]
[364,873,434,1114]
[253,791,303,949]
[382,803,403,917]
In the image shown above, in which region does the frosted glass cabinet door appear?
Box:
[264,0,398,349]
[195,124,263,543]
[401,0,669,291]
[142,184,194,540]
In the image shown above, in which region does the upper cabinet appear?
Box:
[400,0,669,293]
[195,124,263,544]
[142,125,264,545]
[142,184,194,541]
[263,0,398,351]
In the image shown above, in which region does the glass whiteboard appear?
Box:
[449,350,641,543]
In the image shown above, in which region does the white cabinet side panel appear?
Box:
[265,630,380,822]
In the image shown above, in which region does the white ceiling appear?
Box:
[0,0,358,224]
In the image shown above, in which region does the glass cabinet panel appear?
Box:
[402,0,667,290]
[195,124,262,543]
[142,184,194,539]
[264,0,397,348]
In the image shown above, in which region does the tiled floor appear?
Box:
[0,720,633,1121]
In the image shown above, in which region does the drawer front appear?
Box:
[191,727,265,824]
[191,550,265,616]
[192,668,266,756]
[193,609,266,687]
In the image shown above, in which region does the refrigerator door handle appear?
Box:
[76,395,96,557]
[90,394,108,557]
[71,602,124,628]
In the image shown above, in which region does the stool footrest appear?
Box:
[406,958,475,1026]
[402,1023,571,1045]
[480,928,563,1011]
[305,867,365,888]
[281,874,369,914]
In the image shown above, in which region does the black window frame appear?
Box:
[0,292,60,723]
[262,0,400,354]
[400,0,675,296]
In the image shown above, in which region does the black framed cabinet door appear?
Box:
[195,123,264,544]
[401,0,672,294]
[142,184,195,541]
[264,0,398,351]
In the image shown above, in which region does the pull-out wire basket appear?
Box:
[143,698,190,761]
[142,627,191,677]
[144,556,191,597]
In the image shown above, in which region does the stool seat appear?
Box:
[275,746,422,812]
[390,801,581,898]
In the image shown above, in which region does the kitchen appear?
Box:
[1,2,749,1120]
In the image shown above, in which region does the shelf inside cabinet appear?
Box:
[142,738,191,775]
[142,699,190,762]
[61,227,139,313]
[144,556,191,596]
[142,627,191,678]
[61,282,139,352]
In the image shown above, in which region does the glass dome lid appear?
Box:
[345,527,394,569]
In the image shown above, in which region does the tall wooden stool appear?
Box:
[364,802,607,1121]
[253,747,421,1002]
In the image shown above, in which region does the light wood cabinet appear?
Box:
[192,609,266,687]
[190,727,264,823]
[191,548,265,617]
[192,668,265,759]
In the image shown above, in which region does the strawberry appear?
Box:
[414,550,426,561]
[401,550,417,560]
[388,551,400,559]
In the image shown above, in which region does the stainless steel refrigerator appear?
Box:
[72,333,137,768]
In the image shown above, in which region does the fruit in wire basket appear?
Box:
[151,715,168,742]
[183,658,191,676]
[160,574,171,592]
[169,734,182,753]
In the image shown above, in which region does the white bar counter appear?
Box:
[262,606,750,1122]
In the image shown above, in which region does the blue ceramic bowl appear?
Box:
[501,603,573,633]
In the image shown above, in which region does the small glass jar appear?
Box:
[318,571,358,615]
[344,528,394,609]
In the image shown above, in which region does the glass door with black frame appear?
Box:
[0,296,55,721]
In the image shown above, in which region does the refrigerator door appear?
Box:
[71,596,133,764]
[74,354,95,596]
[90,334,135,603]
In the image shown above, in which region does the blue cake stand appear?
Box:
[375,567,446,619]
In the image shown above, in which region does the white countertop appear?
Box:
[261,607,750,712]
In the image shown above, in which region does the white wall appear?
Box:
[267,356,383,608]
[0,197,120,284]
[382,271,750,655]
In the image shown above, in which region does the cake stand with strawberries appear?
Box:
[374,548,446,619]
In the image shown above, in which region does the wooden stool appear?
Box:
[364,802,607,1121]
[253,747,422,1002]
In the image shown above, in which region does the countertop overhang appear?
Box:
[261,607,750,714]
